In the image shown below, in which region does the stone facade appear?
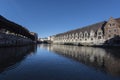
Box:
[51,17,120,46]
[0,33,34,47]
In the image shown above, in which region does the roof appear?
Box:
[55,21,106,37]
[55,17,120,37]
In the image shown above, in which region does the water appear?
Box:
[0,44,120,80]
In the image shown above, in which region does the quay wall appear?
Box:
[0,33,34,47]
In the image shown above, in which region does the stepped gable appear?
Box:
[55,21,107,37]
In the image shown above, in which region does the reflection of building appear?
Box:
[0,45,37,73]
[48,44,120,76]
[52,17,120,46]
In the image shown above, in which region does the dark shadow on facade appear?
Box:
[104,35,120,46]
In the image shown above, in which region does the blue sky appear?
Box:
[0,0,120,38]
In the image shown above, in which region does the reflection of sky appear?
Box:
[1,0,120,37]
[0,45,120,80]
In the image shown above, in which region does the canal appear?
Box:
[0,44,120,80]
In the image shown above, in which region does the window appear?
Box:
[75,33,78,37]
[114,29,117,32]
[109,30,111,33]
[112,23,115,26]
[108,35,111,38]
[84,32,88,37]
[108,24,111,27]
[108,23,115,27]
[80,33,83,38]
[98,36,101,39]
[98,32,101,35]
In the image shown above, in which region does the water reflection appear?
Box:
[42,44,120,76]
[0,45,37,73]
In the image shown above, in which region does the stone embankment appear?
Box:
[0,33,34,47]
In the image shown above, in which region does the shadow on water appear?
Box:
[41,44,120,76]
[0,45,37,73]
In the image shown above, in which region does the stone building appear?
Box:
[0,15,36,41]
[0,15,37,46]
[52,17,120,46]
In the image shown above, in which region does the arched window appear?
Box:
[75,33,78,39]
[114,28,117,32]
[98,36,101,39]
[109,30,111,33]
[108,35,111,38]
[108,23,116,27]
[79,32,83,38]
[97,29,103,36]
[112,23,116,26]
[98,32,101,35]
[84,31,88,38]
[72,33,74,39]
[69,34,71,39]
[109,24,111,27]
[91,38,93,40]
